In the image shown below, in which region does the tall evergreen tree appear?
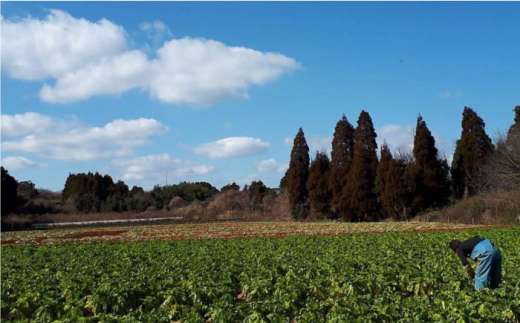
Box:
[406,115,451,213]
[287,128,310,219]
[306,151,332,218]
[342,111,378,221]
[329,114,355,217]
[450,140,465,198]
[279,171,288,190]
[376,143,392,204]
[1,167,19,217]
[382,156,409,220]
[451,107,494,198]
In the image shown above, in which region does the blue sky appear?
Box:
[2,2,519,191]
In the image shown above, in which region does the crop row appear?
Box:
[2,227,520,322]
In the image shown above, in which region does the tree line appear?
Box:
[2,105,518,221]
[283,106,520,221]
[1,166,278,217]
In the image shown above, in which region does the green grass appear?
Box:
[2,227,520,322]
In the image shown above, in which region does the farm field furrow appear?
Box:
[0,221,495,246]
[2,225,520,322]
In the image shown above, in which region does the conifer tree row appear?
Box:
[286,110,461,221]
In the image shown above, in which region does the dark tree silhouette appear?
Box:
[62,172,116,212]
[279,171,288,190]
[376,142,392,207]
[329,114,355,217]
[507,105,520,142]
[450,140,465,199]
[247,180,267,210]
[17,181,39,202]
[130,186,145,196]
[221,182,240,192]
[342,111,378,221]
[451,107,494,198]
[112,180,129,196]
[1,167,18,217]
[380,152,409,220]
[306,151,332,218]
[405,115,451,213]
[287,127,310,219]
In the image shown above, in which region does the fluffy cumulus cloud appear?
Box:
[193,137,269,159]
[1,112,55,138]
[148,38,300,105]
[40,50,150,103]
[1,156,49,170]
[2,10,300,106]
[111,154,215,182]
[256,159,288,173]
[1,112,168,161]
[1,10,127,80]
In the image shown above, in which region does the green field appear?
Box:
[2,227,520,322]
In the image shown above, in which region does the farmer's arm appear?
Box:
[456,248,469,266]
[457,237,483,278]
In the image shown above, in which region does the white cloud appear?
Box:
[40,50,150,103]
[1,10,127,80]
[307,135,332,154]
[1,112,54,138]
[377,125,414,152]
[1,156,49,170]
[2,10,300,106]
[193,137,269,159]
[112,154,215,182]
[1,112,168,161]
[284,137,293,146]
[147,38,300,106]
[256,159,288,173]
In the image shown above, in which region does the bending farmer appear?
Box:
[449,236,502,291]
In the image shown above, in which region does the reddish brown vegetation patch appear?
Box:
[411,225,512,234]
[60,230,127,239]
[2,222,502,247]
[2,240,17,245]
